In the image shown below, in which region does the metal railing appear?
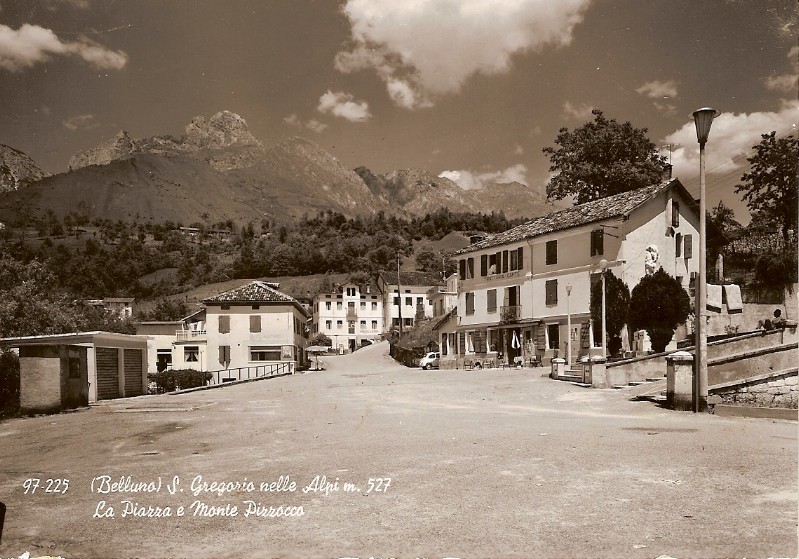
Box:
[176,330,206,341]
[500,305,521,323]
[207,362,294,385]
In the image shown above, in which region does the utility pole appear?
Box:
[397,255,403,337]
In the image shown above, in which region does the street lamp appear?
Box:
[692,107,718,413]
[566,284,572,366]
[599,259,608,359]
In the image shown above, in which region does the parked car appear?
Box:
[419,351,440,370]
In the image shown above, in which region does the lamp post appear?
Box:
[599,259,608,358]
[692,107,718,413]
[566,284,572,366]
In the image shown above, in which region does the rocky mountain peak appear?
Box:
[0,144,46,192]
[183,110,262,150]
[68,130,136,170]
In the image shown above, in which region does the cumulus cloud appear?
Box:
[636,79,678,115]
[62,113,99,130]
[284,113,328,133]
[765,74,797,92]
[663,101,798,178]
[336,0,591,109]
[0,23,127,71]
[317,90,371,122]
[439,164,529,190]
[562,101,594,120]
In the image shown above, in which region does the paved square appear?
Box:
[0,342,796,558]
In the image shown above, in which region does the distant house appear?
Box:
[85,297,135,318]
[312,280,382,352]
[452,178,700,366]
[376,271,444,332]
[136,281,310,375]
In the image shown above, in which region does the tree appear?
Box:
[589,271,630,357]
[628,269,691,353]
[542,109,667,204]
[735,132,798,241]
[309,332,332,347]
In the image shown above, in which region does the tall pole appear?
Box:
[692,107,716,413]
[601,270,607,359]
[695,140,708,412]
[397,256,403,337]
[566,284,572,366]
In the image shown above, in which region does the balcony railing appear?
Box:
[500,305,521,323]
[176,330,206,342]
[346,310,358,320]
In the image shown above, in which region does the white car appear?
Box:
[419,351,440,370]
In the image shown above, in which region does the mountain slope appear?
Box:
[0,144,46,192]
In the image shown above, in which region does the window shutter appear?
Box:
[459,259,466,280]
[684,234,693,259]
[517,247,524,270]
[480,254,488,276]
[458,332,466,354]
[219,315,230,334]
[545,279,558,305]
[535,324,546,350]
[546,240,558,265]
[441,334,448,356]
[672,200,680,227]
[250,315,261,333]
[502,250,509,273]
[475,329,487,353]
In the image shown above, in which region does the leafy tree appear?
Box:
[735,132,798,240]
[628,269,691,353]
[309,332,332,347]
[590,271,630,357]
[542,109,667,204]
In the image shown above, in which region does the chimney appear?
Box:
[662,163,673,181]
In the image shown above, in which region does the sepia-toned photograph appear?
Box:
[0,1,796,558]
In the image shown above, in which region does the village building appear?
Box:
[451,179,700,368]
[376,271,445,333]
[312,280,382,352]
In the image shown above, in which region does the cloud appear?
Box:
[0,23,127,71]
[336,0,591,109]
[562,101,594,120]
[62,113,99,130]
[765,74,797,92]
[439,164,529,190]
[636,80,678,99]
[48,0,90,9]
[284,113,328,133]
[317,90,371,122]
[663,101,798,178]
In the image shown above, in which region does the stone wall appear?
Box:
[709,370,798,409]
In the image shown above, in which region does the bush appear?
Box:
[0,349,20,417]
[148,368,212,394]
[590,271,630,357]
[629,269,691,353]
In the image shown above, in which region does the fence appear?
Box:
[207,362,294,385]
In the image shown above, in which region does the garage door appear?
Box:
[95,348,119,400]
[124,349,143,397]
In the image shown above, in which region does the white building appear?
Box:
[312,281,383,352]
[376,271,444,332]
[452,179,700,367]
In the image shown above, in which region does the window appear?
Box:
[545,279,558,305]
[360,320,366,327]
[156,349,172,372]
[502,250,509,273]
[360,301,366,309]
[481,254,488,276]
[546,240,558,265]
[184,346,199,362]
[675,233,682,258]
[466,292,475,315]
[487,289,497,312]
[591,229,604,256]
[416,297,424,305]
[372,302,378,310]
[393,296,400,306]
[488,253,497,274]
[517,246,524,270]
[405,297,412,306]
[252,304,260,310]
[249,315,261,333]
[510,249,518,271]
[221,304,230,310]
[250,346,280,361]
[371,320,378,330]
[218,345,230,366]
[672,200,680,227]
[404,318,413,327]
[547,324,559,350]
[346,287,356,296]
[325,320,332,329]
[336,320,343,329]
[326,301,331,310]
[684,234,693,259]
[336,302,342,310]
[218,315,230,334]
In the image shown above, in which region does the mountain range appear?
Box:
[0,110,562,226]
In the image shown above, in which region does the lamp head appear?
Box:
[599,258,608,270]
[692,107,719,145]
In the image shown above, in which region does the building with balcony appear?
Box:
[452,178,700,367]
[312,281,382,352]
[377,271,444,333]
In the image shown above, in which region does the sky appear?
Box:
[1,0,796,224]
